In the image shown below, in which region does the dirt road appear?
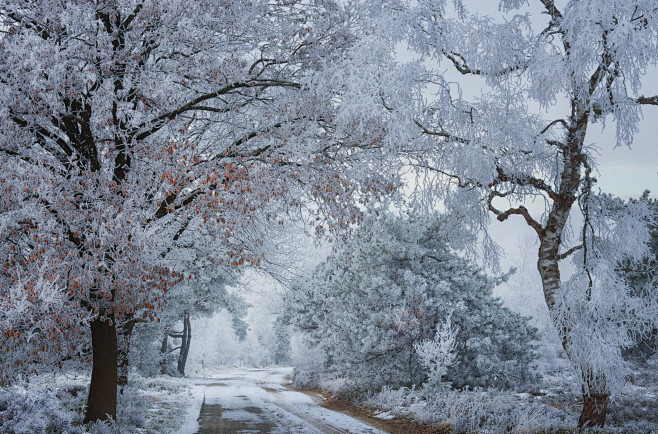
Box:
[176,367,383,433]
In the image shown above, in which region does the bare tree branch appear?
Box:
[637,95,658,105]
[488,191,543,236]
[541,119,568,134]
[135,80,300,142]
[539,0,563,20]
[495,167,559,202]
[557,244,583,260]
[414,120,469,144]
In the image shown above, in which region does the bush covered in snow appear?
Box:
[365,386,572,433]
[0,372,193,433]
[360,354,658,433]
[289,334,329,389]
[0,385,84,433]
[284,213,539,393]
[414,315,458,393]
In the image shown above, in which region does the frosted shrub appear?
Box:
[290,334,329,389]
[318,376,351,396]
[116,386,148,430]
[0,383,83,433]
[421,389,571,433]
[366,386,419,412]
[414,316,458,392]
[291,370,321,389]
[366,387,573,433]
[113,373,191,433]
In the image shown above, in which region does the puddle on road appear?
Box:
[206,383,228,387]
[196,402,277,433]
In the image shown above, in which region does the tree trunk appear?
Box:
[117,318,136,392]
[578,390,609,428]
[160,326,169,375]
[83,316,118,423]
[538,218,612,427]
[532,109,612,427]
[177,311,191,376]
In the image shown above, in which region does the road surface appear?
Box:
[175,367,384,433]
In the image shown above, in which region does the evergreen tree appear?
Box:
[272,318,292,365]
[613,192,658,364]
[285,213,539,392]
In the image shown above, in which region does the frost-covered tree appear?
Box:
[400,0,658,426]
[128,271,248,378]
[271,317,292,366]
[156,272,247,377]
[0,259,92,383]
[611,192,658,364]
[414,315,458,393]
[0,0,410,422]
[284,213,539,392]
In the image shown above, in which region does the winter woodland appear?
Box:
[1,0,657,432]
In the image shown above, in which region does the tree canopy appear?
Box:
[0,0,409,421]
[1,0,657,429]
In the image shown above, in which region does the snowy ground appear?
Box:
[3,362,655,432]
[175,367,383,433]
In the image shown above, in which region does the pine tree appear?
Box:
[285,213,539,393]
[613,192,658,364]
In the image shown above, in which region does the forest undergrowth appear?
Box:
[0,372,192,433]
[293,355,658,433]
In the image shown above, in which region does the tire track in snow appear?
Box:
[258,382,348,434]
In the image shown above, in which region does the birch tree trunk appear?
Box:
[538,217,610,427]
[536,110,609,428]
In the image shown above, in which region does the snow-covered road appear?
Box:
[175,367,384,433]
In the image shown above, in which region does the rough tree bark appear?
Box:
[579,390,609,428]
[83,316,118,423]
